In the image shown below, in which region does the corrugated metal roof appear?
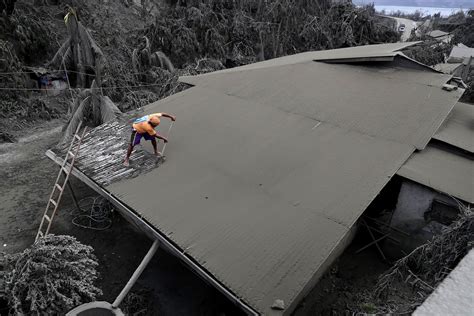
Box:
[106,55,459,313]
[397,145,474,203]
[106,86,414,314]
[181,60,461,150]
[433,102,474,153]
[449,43,474,60]
[433,63,463,74]
[179,42,420,76]
[54,44,464,315]
[428,30,450,38]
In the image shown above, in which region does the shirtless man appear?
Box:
[123,112,176,166]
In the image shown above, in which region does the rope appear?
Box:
[68,196,114,230]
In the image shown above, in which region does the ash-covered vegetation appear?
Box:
[0,235,101,315]
[0,0,399,139]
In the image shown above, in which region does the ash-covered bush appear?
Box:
[403,41,452,66]
[0,235,102,315]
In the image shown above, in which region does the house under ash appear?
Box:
[47,42,471,315]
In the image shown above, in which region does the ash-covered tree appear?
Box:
[63,79,121,142]
[132,36,174,81]
[0,235,102,315]
[47,8,122,141]
[48,7,103,88]
[0,0,16,15]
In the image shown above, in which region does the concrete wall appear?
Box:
[391,180,458,231]
[389,180,458,253]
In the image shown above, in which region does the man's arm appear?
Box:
[154,133,168,143]
[160,113,176,121]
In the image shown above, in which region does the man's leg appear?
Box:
[124,131,138,166]
[151,138,162,157]
[124,144,134,166]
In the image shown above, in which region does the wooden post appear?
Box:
[67,181,81,212]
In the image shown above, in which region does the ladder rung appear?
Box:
[50,199,57,207]
[74,134,81,140]
[43,214,51,222]
[67,151,75,158]
[55,184,63,192]
[61,166,70,174]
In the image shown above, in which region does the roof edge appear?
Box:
[179,42,423,84]
[315,54,396,63]
[44,149,260,316]
[395,52,444,73]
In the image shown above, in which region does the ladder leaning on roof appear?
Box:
[35,122,88,242]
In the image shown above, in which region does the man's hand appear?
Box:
[162,137,168,143]
[171,115,176,122]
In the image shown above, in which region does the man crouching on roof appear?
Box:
[124,112,176,166]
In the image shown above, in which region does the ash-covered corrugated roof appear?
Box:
[428,30,450,38]
[434,63,463,74]
[434,102,474,153]
[449,43,474,60]
[55,44,463,315]
[179,42,420,76]
[180,56,458,150]
[398,102,473,203]
[397,144,473,203]
[107,86,416,314]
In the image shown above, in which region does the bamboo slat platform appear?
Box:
[53,116,164,187]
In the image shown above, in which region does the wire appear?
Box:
[0,69,165,77]
[0,82,166,91]
[68,196,114,231]
[0,70,67,75]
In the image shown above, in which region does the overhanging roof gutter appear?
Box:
[45,149,259,316]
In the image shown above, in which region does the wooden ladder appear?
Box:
[35,122,88,242]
